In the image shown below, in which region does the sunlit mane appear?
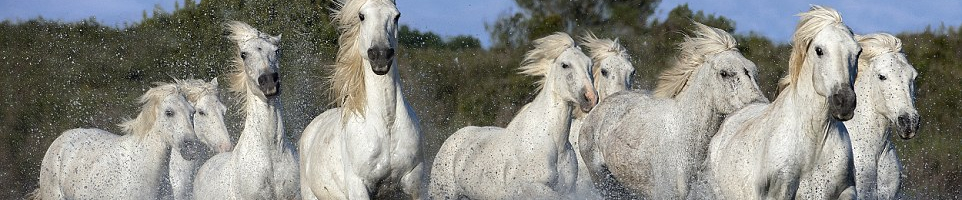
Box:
[855,33,903,74]
[328,0,383,119]
[225,21,280,114]
[520,32,577,90]
[778,5,848,91]
[581,31,630,81]
[176,78,219,103]
[654,22,738,98]
[119,83,181,136]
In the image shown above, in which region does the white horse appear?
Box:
[577,22,767,199]
[299,0,423,198]
[569,32,634,197]
[193,21,300,199]
[701,5,860,199]
[429,32,598,199]
[847,33,919,200]
[166,78,233,200]
[35,83,199,199]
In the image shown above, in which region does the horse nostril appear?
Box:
[367,48,393,60]
[367,48,377,59]
[898,115,910,126]
[257,75,268,85]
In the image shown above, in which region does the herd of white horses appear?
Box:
[29,0,921,199]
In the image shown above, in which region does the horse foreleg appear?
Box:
[345,174,371,200]
[400,162,424,199]
[300,174,318,200]
[837,186,857,200]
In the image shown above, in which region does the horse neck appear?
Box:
[674,83,724,142]
[507,87,573,152]
[848,78,889,146]
[238,89,284,148]
[361,62,399,120]
[773,62,833,141]
[120,129,172,183]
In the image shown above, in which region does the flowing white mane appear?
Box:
[654,22,738,98]
[581,31,630,81]
[855,33,903,74]
[176,78,219,103]
[520,32,577,90]
[328,0,391,119]
[118,83,181,136]
[778,5,849,91]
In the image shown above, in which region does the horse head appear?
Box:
[121,83,202,160]
[793,5,860,121]
[581,33,635,101]
[856,33,920,139]
[179,78,233,153]
[655,22,768,114]
[355,0,400,75]
[227,21,282,98]
[521,33,597,113]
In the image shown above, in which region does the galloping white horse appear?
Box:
[847,33,919,200]
[299,0,423,198]
[570,32,634,197]
[193,21,299,199]
[167,78,233,200]
[577,22,767,199]
[429,32,598,199]
[702,5,860,199]
[35,83,199,199]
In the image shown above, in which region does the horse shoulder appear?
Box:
[193,152,234,200]
[390,98,421,164]
[300,108,344,155]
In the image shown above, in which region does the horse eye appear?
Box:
[198,110,207,116]
[720,70,735,78]
[562,63,570,69]
[359,13,365,21]
[257,47,262,51]
[165,110,174,117]
[601,69,609,77]
[815,46,824,57]
[240,52,248,60]
[879,74,887,81]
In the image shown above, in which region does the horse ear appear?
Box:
[210,77,219,87]
[611,38,621,52]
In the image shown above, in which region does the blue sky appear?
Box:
[2,0,961,47]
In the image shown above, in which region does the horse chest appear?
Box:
[344,119,399,178]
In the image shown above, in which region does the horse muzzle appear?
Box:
[258,72,281,97]
[580,89,598,113]
[896,113,920,140]
[828,85,857,121]
[368,47,395,75]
